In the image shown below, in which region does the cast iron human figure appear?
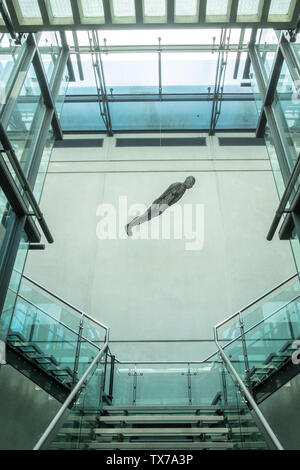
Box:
[125,176,196,236]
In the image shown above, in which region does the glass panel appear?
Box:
[175,0,198,16]
[264,124,286,197]
[269,0,292,16]
[206,0,229,17]
[39,352,107,450]
[237,0,261,16]
[112,0,135,17]
[48,0,73,18]
[109,101,213,130]
[0,34,25,113]
[144,0,166,17]
[216,100,258,129]
[162,52,216,93]
[135,364,189,406]
[60,102,107,131]
[18,0,41,17]
[274,60,300,168]
[80,0,104,17]
[102,53,158,94]
[6,63,43,170]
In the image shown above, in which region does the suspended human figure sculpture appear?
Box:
[125,176,196,236]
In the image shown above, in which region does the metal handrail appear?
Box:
[33,342,108,450]
[214,328,283,450]
[215,273,298,330]
[22,274,109,336]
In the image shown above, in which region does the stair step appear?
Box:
[99,415,224,424]
[265,352,291,365]
[102,405,238,414]
[7,332,26,342]
[89,441,235,450]
[95,427,229,437]
[89,441,267,450]
[33,356,59,366]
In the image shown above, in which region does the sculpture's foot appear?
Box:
[125,223,133,237]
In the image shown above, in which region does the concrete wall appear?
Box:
[24,132,296,361]
[0,365,61,450]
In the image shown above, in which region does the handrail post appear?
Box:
[108,354,115,401]
[238,312,252,393]
[72,314,84,388]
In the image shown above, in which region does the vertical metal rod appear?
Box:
[73,315,84,388]
[109,354,115,399]
[238,312,252,393]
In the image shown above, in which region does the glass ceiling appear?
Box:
[1,0,298,29]
[41,27,260,132]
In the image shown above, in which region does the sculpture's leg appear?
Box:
[125,204,168,236]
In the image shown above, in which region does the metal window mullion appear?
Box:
[249,45,292,185]
[230,0,239,23]
[134,0,143,25]
[0,0,17,39]
[70,0,81,25]
[260,0,271,23]
[37,0,51,26]
[167,0,175,24]
[30,36,63,140]
[280,37,300,84]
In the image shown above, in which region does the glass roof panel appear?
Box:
[112,0,135,17]
[162,52,217,93]
[48,0,73,18]
[237,0,260,16]
[206,0,229,16]
[144,0,166,17]
[80,0,104,17]
[18,0,41,18]
[175,0,198,16]
[102,53,159,93]
[269,0,292,15]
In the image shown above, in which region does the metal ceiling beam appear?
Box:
[1,21,300,33]
[37,0,50,26]
[70,0,81,25]
[199,0,207,24]
[102,0,112,26]
[260,0,272,23]
[167,0,175,24]
[230,0,239,23]
[65,43,249,54]
[135,0,143,25]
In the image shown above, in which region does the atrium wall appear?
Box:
[24,132,296,361]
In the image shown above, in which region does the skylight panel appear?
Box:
[237,0,263,22]
[17,0,41,18]
[175,0,199,23]
[79,0,105,24]
[111,0,136,23]
[206,0,230,22]
[46,0,74,24]
[268,0,295,21]
[143,0,167,23]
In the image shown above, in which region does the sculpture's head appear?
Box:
[184,176,196,189]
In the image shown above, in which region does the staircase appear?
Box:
[48,404,268,451]
[1,272,300,450]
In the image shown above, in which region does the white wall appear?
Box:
[24,132,296,361]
